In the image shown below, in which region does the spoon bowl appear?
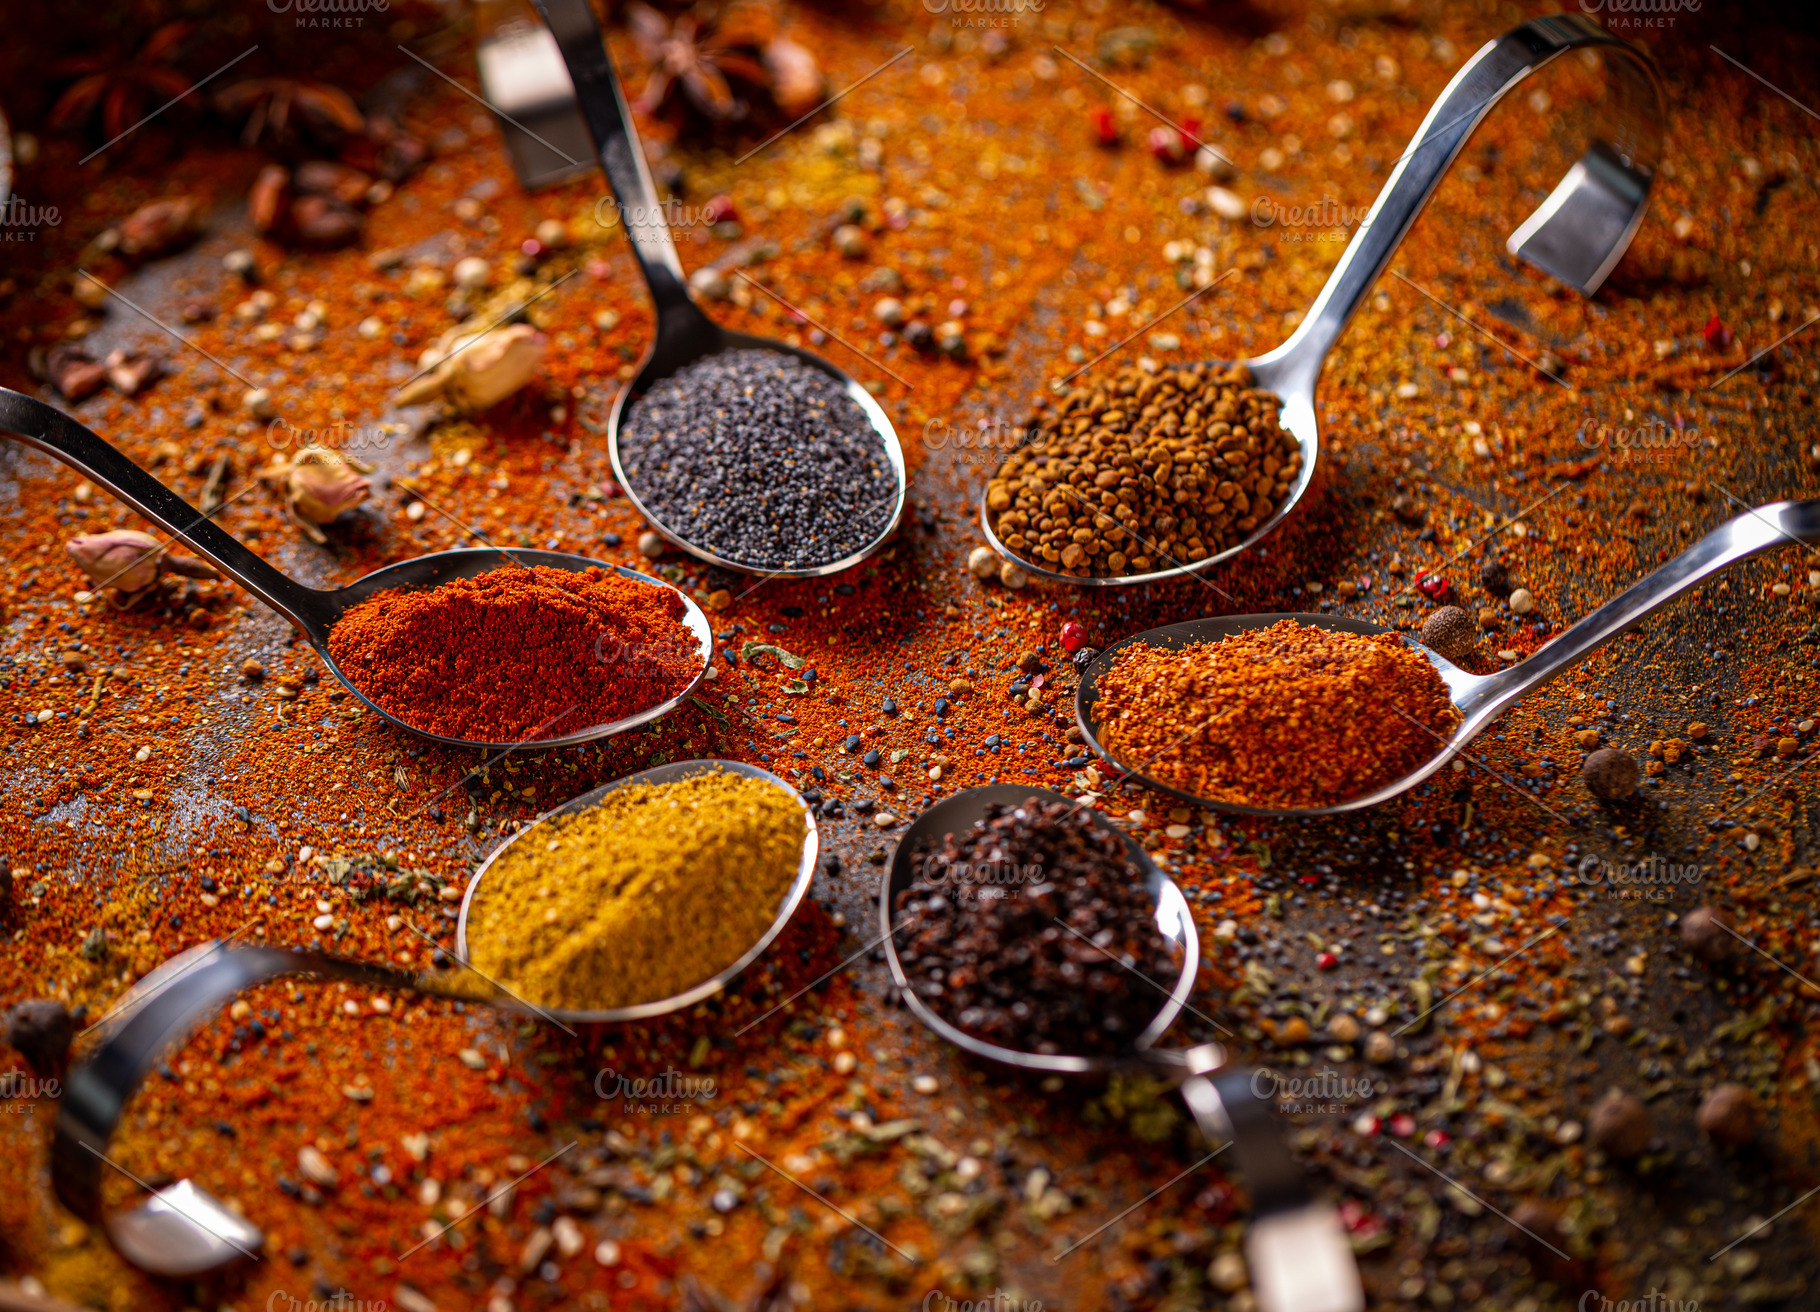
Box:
[878,785,1198,1074]
[456,758,819,1023]
[0,389,711,751]
[981,13,1662,587]
[879,786,1367,1312]
[605,326,907,577]
[1077,498,1820,817]
[534,0,907,578]
[1076,612,1474,818]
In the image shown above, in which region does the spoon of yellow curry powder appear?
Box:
[462,768,809,1015]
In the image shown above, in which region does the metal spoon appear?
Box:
[530,0,907,578]
[981,13,1663,587]
[456,758,820,1022]
[53,762,816,1275]
[0,388,711,750]
[1077,498,1820,817]
[880,786,1363,1312]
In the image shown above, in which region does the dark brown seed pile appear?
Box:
[986,361,1300,578]
[894,798,1183,1055]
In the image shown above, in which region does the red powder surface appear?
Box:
[327,565,699,741]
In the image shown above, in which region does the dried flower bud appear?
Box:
[401,324,546,410]
[66,529,219,594]
[117,196,199,259]
[249,165,289,234]
[286,447,373,533]
[45,346,107,402]
[103,349,162,397]
[293,161,372,207]
[289,194,363,248]
[448,324,546,410]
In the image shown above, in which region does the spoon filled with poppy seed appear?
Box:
[1076,498,1820,818]
[532,0,905,576]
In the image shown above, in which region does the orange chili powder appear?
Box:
[1095,620,1460,809]
[327,565,700,741]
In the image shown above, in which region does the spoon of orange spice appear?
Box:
[1077,499,1820,816]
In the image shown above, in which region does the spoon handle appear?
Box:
[54,942,497,1276]
[1178,1067,1365,1312]
[533,0,714,330]
[0,388,338,642]
[1465,499,1820,726]
[1249,14,1661,401]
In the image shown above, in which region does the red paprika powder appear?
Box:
[327,565,700,741]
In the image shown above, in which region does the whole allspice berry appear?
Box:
[1479,557,1510,594]
[1582,748,1639,800]
[1697,1083,1757,1147]
[3,999,77,1080]
[1680,905,1734,963]
[1587,1089,1652,1159]
[1420,605,1476,662]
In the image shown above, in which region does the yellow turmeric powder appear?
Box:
[466,770,805,1010]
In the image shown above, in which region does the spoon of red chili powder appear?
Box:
[327,563,704,743]
[0,388,714,749]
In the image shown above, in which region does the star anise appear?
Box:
[49,21,199,144]
[624,1,820,135]
[214,77,364,154]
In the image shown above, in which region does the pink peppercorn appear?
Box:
[1417,574,1452,602]
[1316,950,1338,971]
[1147,125,1186,164]
[1060,621,1088,652]
[1389,1113,1416,1138]
[1091,107,1118,147]
[1703,313,1733,348]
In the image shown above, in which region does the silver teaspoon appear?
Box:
[983,13,1663,587]
[532,0,907,577]
[0,388,711,750]
[1077,498,1820,817]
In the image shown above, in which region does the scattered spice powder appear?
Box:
[327,565,699,741]
[987,361,1300,578]
[466,770,805,1010]
[895,798,1183,1055]
[1095,620,1460,809]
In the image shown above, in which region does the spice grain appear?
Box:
[1095,620,1459,808]
[467,770,804,1010]
[328,565,698,741]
